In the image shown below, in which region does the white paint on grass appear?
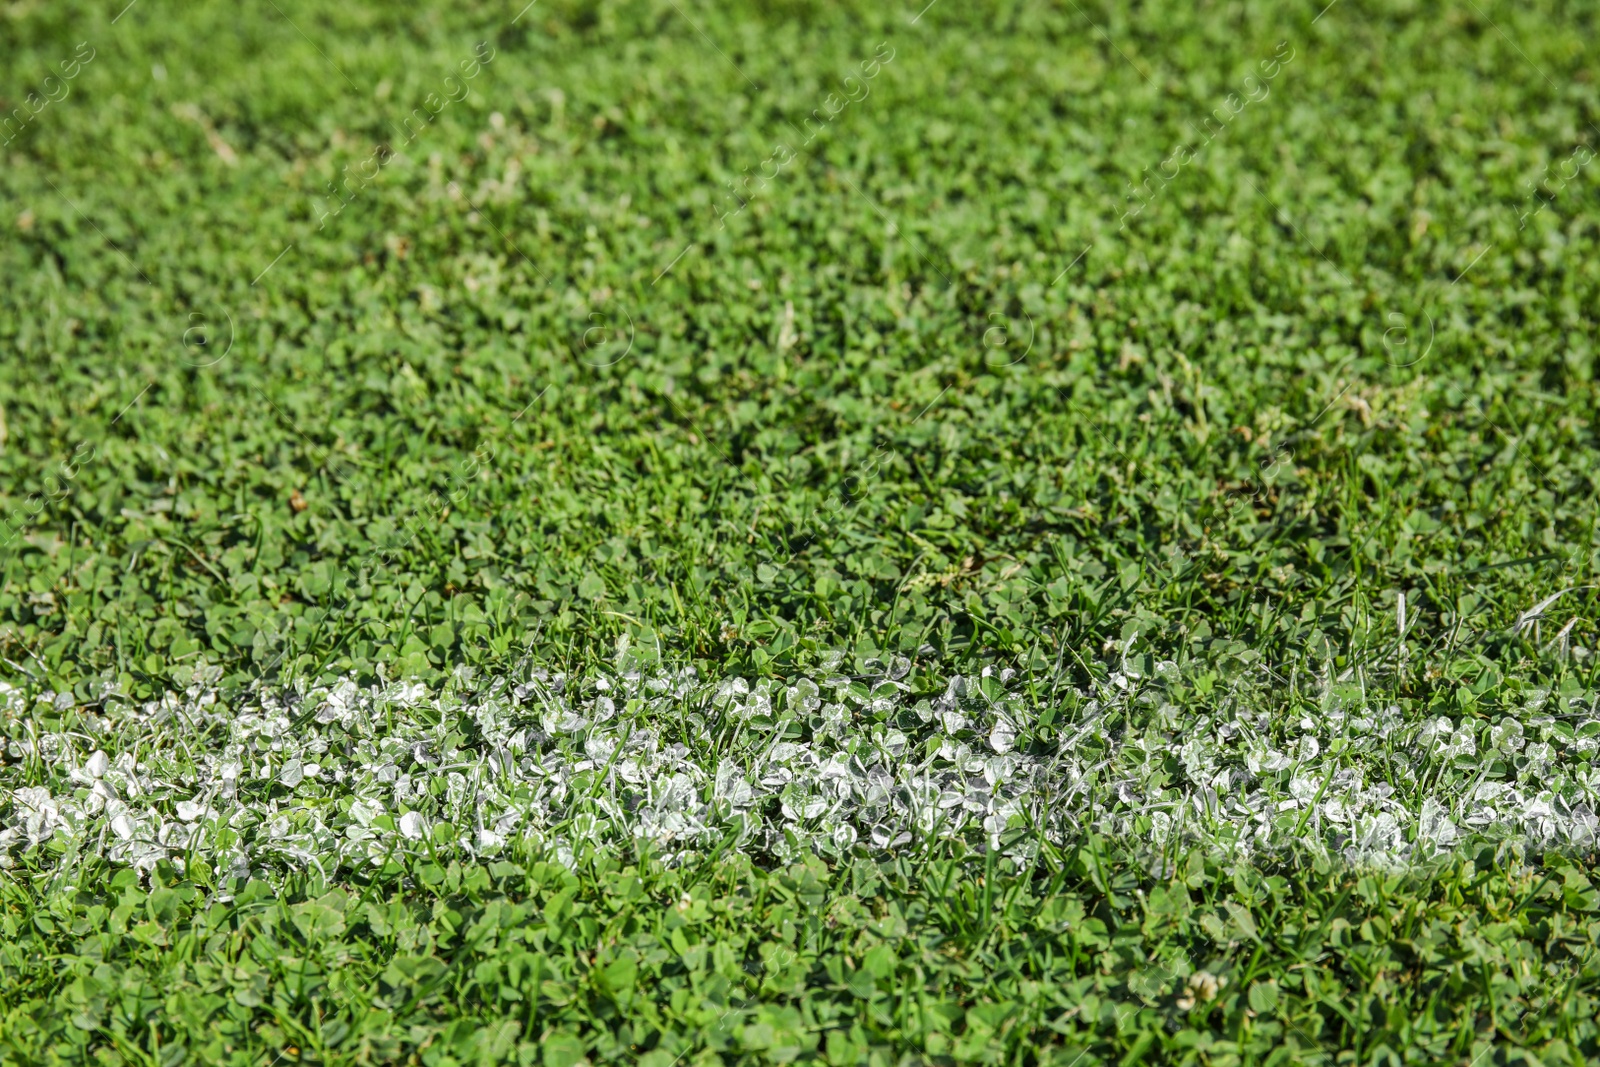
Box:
[2,656,1597,880]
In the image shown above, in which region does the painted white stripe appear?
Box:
[2,660,1595,879]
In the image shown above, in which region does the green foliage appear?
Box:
[4,0,1600,1061]
[2,845,1598,1065]
[0,0,1596,701]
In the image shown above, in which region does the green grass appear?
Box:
[3,0,1600,1061]
[4,846,1599,1066]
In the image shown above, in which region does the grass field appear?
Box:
[3,0,1600,1062]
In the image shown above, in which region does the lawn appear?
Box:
[2,0,1599,1062]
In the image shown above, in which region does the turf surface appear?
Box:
[3,0,1600,1061]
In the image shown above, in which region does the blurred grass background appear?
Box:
[0,0,1596,709]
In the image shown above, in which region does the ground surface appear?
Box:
[2,0,1600,1063]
